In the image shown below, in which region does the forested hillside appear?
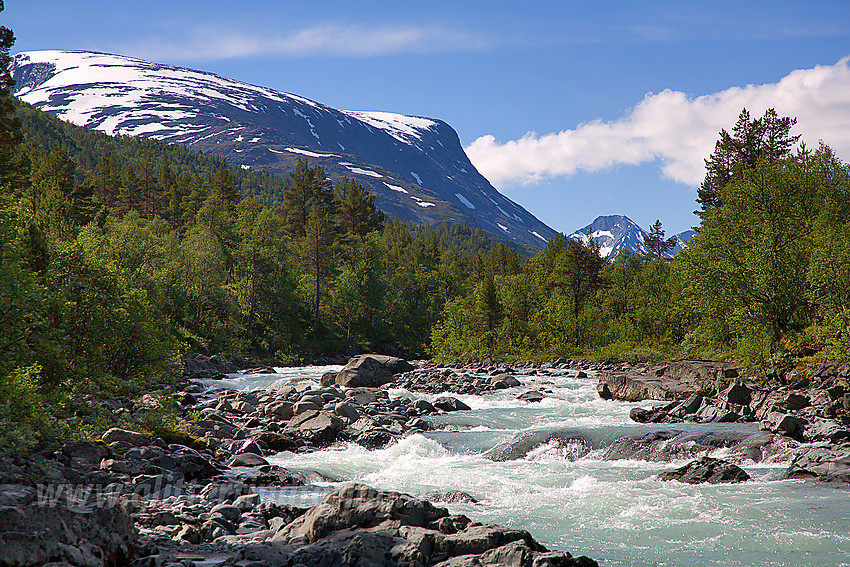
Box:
[2,18,850,454]
[432,109,850,370]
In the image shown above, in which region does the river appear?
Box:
[200,364,850,566]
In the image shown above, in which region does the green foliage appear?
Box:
[11,90,850,393]
[0,365,49,453]
[133,393,205,449]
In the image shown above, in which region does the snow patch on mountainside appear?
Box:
[455,193,475,209]
[384,182,408,194]
[284,147,337,158]
[11,49,560,250]
[342,110,436,145]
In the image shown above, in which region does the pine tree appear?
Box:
[211,164,239,205]
[0,3,25,192]
[697,108,799,220]
[276,159,333,238]
[335,177,384,239]
[643,220,677,260]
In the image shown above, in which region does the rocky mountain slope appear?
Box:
[11,50,557,250]
[568,214,695,258]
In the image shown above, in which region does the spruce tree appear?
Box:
[0,2,24,192]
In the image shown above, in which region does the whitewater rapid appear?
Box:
[208,365,850,566]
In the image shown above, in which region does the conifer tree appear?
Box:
[0,1,24,192]
[335,177,384,239]
[643,220,677,260]
[696,108,799,220]
[276,159,333,238]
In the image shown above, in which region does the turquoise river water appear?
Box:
[201,365,850,566]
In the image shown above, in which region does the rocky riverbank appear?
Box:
[4,353,848,566]
[597,359,850,483]
[0,354,601,567]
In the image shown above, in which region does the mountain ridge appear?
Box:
[568,214,695,258]
[11,49,557,249]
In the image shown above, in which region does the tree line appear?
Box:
[2,2,850,451]
[432,109,850,371]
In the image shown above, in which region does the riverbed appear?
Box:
[202,364,850,566]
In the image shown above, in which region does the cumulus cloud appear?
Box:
[466,56,850,189]
[118,24,487,61]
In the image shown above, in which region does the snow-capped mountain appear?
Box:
[668,229,696,256]
[568,215,694,259]
[11,50,557,249]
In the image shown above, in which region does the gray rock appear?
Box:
[597,360,740,402]
[293,400,321,414]
[434,397,471,412]
[658,456,750,484]
[346,388,383,405]
[333,402,361,421]
[785,442,850,482]
[233,493,261,511]
[211,503,243,522]
[283,410,344,446]
[61,440,107,465]
[423,490,478,504]
[0,499,137,567]
[200,481,253,502]
[603,429,775,462]
[675,394,704,417]
[101,428,150,446]
[235,439,264,455]
[487,429,589,462]
[413,399,437,413]
[760,412,807,440]
[722,383,752,406]
[323,354,414,388]
[275,482,449,543]
[229,453,270,467]
[518,391,546,403]
[264,400,294,419]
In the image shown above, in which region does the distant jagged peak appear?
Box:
[568,214,694,258]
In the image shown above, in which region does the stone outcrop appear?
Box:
[599,358,850,484]
[267,483,598,567]
[181,352,238,379]
[785,442,850,483]
[602,429,784,463]
[0,493,138,567]
[596,360,740,402]
[658,456,750,484]
[323,354,415,388]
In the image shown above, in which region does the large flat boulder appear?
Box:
[785,442,850,483]
[322,355,414,388]
[266,483,599,567]
[597,360,740,402]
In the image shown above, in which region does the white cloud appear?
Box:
[466,56,850,189]
[117,24,487,61]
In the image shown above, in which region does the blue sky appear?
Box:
[6,1,850,235]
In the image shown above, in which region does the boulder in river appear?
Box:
[264,483,599,567]
[785,442,850,483]
[283,410,344,446]
[322,354,414,388]
[597,360,740,402]
[434,396,471,412]
[658,456,750,484]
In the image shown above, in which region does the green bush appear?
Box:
[0,365,50,452]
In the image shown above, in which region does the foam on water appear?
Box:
[230,365,850,566]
